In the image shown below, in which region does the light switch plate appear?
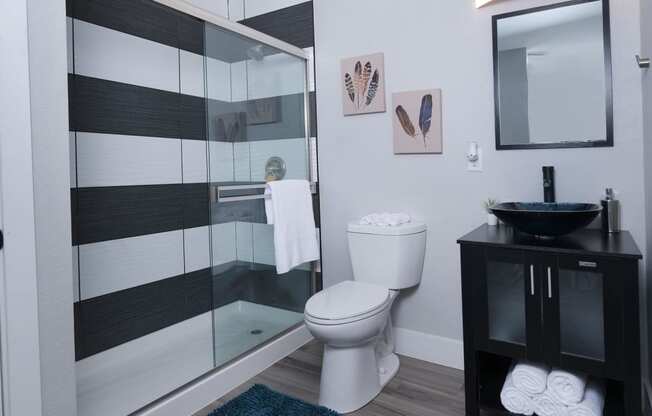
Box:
[468,148,483,171]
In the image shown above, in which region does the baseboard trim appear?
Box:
[393,327,464,370]
[136,324,313,416]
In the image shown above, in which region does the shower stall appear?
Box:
[69,1,318,415]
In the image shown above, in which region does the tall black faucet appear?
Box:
[542,166,555,203]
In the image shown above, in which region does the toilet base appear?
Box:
[318,342,400,414]
[377,352,399,387]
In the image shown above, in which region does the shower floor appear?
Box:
[214,301,305,367]
[76,301,304,416]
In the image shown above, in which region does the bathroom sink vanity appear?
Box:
[458,224,642,415]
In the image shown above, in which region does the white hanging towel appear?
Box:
[567,380,605,416]
[511,360,550,395]
[547,369,588,405]
[264,180,320,274]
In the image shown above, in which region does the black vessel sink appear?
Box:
[490,202,602,238]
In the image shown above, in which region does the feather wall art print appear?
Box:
[392,89,442,154]
[341,53,386,115]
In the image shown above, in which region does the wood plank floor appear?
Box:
[194,341,466,416]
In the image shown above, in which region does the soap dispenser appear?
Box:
[601,188,620,233]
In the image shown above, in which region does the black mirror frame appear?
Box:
[492,0,613,150]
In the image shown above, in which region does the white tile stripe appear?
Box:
[71,133,309,187]
[79,230,185,299]
[68,18,233,100]
[74,20,180,94]
[76,132,183,188]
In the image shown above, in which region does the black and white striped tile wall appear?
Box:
[67,0,318,363]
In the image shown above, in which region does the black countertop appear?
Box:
[457,224,642,260]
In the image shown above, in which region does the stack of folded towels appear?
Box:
[500,361,605,416]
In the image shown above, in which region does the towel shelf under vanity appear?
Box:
[458,224,642,416]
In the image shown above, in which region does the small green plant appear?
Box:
[483,198,499,213]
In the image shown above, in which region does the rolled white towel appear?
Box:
[359,212,411,227]
[500,370,534,415]
[547,368,588,405]
[533,389,569,416]
[567,380,605,416]
[511,360,550,395]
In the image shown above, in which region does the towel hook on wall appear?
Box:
[636,54,650,69]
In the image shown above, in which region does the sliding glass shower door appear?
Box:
[204,23,315,368]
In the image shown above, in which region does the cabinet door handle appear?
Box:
[530,265,535,296]
[547,267,552,299]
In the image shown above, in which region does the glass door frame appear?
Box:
[475,247,545,361]
[542,253,625,378]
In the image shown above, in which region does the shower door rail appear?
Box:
[212,183,318,203]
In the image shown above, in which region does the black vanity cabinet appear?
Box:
[458,225,642,416]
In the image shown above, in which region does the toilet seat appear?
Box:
[305,281,391,325]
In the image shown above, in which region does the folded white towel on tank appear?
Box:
[500,369,534,415]
[547,368,588,405]
[511,360,550,395]
[359,212,411,227]
[567,380,605,416]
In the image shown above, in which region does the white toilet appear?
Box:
[304,220,427,413]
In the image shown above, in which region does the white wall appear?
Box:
[314,0,645,364]
[0,1,44,414]
[26,0,78,414]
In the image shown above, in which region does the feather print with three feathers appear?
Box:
[343,61,380,108]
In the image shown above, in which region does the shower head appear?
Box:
[247,45,265,61]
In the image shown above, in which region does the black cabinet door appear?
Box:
[542,254,624,378]
[475,247,544,361]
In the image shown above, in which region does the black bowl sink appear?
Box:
[490,202,602,238]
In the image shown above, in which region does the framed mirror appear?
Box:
[493,0,613,150]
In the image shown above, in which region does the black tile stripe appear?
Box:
[239,2,314,49]
[207,93,311,142]
[68,74,206,140]
[177,12,204,55]
[211,198,266,224]
[180,93,207,140]
[74,268,213,360]
[72,183,209,245]
[74,262,311,360]
[67,0,205,55]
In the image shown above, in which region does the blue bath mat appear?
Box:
[209,384,339,416]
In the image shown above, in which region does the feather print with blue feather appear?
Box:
[418,94,433,146]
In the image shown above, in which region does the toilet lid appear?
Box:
[305,281,390,321]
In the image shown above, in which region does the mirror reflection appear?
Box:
[493,0,612,149]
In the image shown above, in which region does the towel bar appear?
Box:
[211,182,317,203]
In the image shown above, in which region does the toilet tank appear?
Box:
[347,221,427,289]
